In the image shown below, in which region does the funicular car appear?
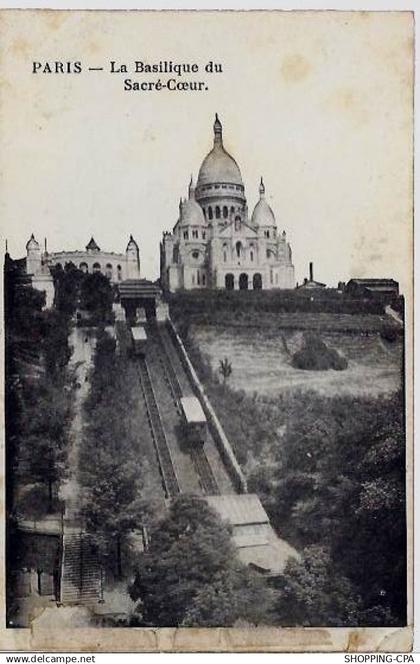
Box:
[180,396,208,446]
[131,326,148,357]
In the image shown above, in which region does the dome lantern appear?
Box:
[213,113,223,146]
[188,175,195,200]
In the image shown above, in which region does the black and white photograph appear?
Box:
[0,8,414,653]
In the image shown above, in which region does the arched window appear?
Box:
[223,206,228,218]
[239,273,248,290]
[250,250,254,262]
[183,230,189,240]
[235,216,241,231]
[105,263,113,279]
[93,262,101,272]
[202,231,206,239]
[215,206,221,219]
[79,262,88,273]
[264,230,270,239]
[253,273,262,290]
[223,243,228,263]
[236,241,242,259]
[192,273,195,285]
[117,264,122,281]
[202,274,206,286]
[270,268,274,284]
[197,271,200,285]
[225,273,234,290]
[192,251,200,260]
[208,207,213,220]
[230,206,235,216]
[173,246,179,263]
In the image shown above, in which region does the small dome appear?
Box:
[197,114,243,188]
[180,177,206,226]
[251,178,276,227]
[26,233,39,250]
[180,197,206,226]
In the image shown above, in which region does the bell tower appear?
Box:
[126,235,140,279]
[26,234,42,275]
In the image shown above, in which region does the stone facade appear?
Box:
[24,234,141,306]
[160,115,295,292]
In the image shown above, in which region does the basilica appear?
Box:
[160,114,295,292]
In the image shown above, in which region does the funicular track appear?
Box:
[136,356,180,498]
[146,322,220,496]
[191,447,219,495]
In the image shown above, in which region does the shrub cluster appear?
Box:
[291,333,348,371]
[167,289,386,317]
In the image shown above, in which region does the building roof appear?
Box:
[197,115,243,188]
[205,494,299,575]
[86,237,100,252]
[206,494,269,526]
[180,396,206,424]
[237,531,299,575]
[118,279,161,299]
[297,279,326,289]
[348,278,398,288]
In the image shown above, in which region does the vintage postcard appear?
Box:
[0,9,414,653]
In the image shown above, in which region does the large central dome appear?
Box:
[197,114,243,188]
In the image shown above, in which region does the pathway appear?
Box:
[59,326,96,521]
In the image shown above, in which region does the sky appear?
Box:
[0,10,413,294]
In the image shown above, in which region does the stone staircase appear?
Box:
[60,532,102,605]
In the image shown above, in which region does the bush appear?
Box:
[291,334,348,371]
[381,325,399,343]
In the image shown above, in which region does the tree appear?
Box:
[82,452,146,578]
[269,391,406,625]
[25,435,68,512]
[52,262,84,315]
[80,329,147,578]
[219,357,233,385]
[274,545,361,626]
[129,495,274,627]
[41,309,72,376]
[17,378,72,513]
[80,272,114,323]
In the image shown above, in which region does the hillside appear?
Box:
[191,324,402,397]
